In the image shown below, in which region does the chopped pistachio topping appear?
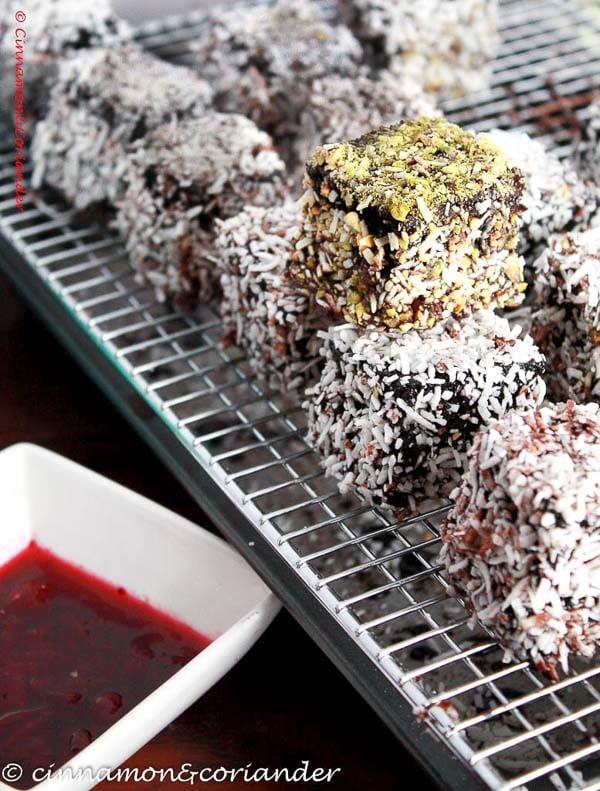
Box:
[308,117,522,224]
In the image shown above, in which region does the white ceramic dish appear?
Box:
[0,443,280,791]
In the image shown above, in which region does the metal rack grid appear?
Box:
[1,1,600,788]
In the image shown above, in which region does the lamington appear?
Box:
[291,117,527,330]
[440,401,600,679]
[305,312,546,513]
[115,115,288,304]
[577,98,600,185]
[216,203,329,391]
[31,46,213,210]
[338,0,498,100]
[488,129,600,264]
[0,0,131,125]
[530,227,600,402]
[188,0,361,143]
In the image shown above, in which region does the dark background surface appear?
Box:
[0,271,436,789]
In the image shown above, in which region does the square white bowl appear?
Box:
[0,443,280,791]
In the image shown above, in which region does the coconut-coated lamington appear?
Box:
[488,129,600,264]
[216,203,330,391]
[31,46,213,210]
[189,0,361,142]
[305,312,546,513]
[114,115,288,304]
[440,401,600,679]
[0,0,131,126]
[338,0,498,100]
[577,98,600,185]
[291,117,527,330]
[530,228,600,403]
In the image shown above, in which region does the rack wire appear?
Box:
[1,1,600,788]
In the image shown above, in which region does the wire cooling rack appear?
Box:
[1,1,600,788]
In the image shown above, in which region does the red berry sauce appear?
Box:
[0,542,210,788]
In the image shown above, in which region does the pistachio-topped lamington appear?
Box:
[291,117,527,330]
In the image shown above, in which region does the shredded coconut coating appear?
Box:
[216,203,330,391]
[31,46,213,209]
[292,71,438,181]
[576,98,600,186]
[114,115,287,305]
[530,228,600,402]
[338,0,498,100]
[305,312,546,513]
[488,129,600,263]
[0,0,131,124]
[440,402,600,679]
[188,0,361,142]
[292,117,526,330]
